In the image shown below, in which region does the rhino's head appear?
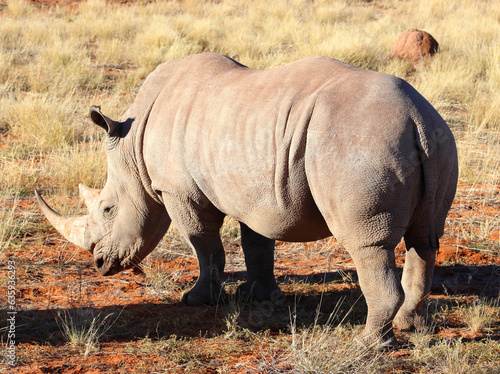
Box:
[36,106,170,275]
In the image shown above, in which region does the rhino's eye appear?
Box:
[102,205,115,218]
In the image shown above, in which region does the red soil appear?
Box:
[1,181,498,373]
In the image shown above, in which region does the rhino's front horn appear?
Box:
[35,190,87,249]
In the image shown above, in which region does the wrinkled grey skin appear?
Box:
[37,53,458,348]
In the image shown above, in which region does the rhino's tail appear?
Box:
[422,149,440,251]
[411,107,440,251]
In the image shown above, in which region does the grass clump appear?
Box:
[460,298,498,334]
[421,339,499,374]
[6,0,32,19]
[56,308,115,356]
[47,143,107,195]
[277,299,389,374]
[0,156,41,195]
[141,256,184,301]
[288,323,387,374]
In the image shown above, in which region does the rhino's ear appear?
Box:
[89,106,118,136]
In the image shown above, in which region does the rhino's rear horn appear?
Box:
[35,190,87,250]
[79,183,101,211]
[89,105,119,136]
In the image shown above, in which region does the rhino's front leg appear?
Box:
[237,223,282,302]
[162,192,227,306]
[180,233,227,306]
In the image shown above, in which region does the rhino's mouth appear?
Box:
[89,235,142,275]
[94,254,122,276]
[92,240,124,276]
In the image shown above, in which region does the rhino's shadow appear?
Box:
[7,264,499,346]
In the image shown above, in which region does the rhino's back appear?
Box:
[141,53,430,242]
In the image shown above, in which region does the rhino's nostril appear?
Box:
[95,257,104,270]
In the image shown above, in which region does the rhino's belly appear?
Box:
[245,211,332,242]
[215,190,332,242]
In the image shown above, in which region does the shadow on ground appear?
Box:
[6,264,499,347]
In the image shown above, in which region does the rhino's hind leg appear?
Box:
[162,193,227,306]
[237,223,282,302]
[393,228,436,331]
[348,243,404,349]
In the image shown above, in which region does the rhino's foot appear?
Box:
[355,328,399,351]
[181,284,227,306]
[393,309,427,332]
[236,280,283,303]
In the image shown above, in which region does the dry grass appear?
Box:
[1,0,500,372]
[0,196,18,255]
[461,298,498,334]
[1,0,499,197]
[287,304,387,374]
[141,254,185,300]
[420,338,499,374]
[56,309,115,356]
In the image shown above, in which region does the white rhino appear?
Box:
[36,52,458,347]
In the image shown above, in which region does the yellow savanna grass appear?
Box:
[0,0,497,245]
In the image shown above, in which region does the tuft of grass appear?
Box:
[287,323,388,373]
[283,299,388,374]
[141,255,185,301]
[469,91,500,132]
[220,292,245,340]
[422,338,499,374]
[56,308,115,356]
[219,217,241,244]
[408,325,435,360]
[460,298,498,334]
[6,0,32,19]
[0,156,41,195]
[48,143,107,196]
[450,182,500,255]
